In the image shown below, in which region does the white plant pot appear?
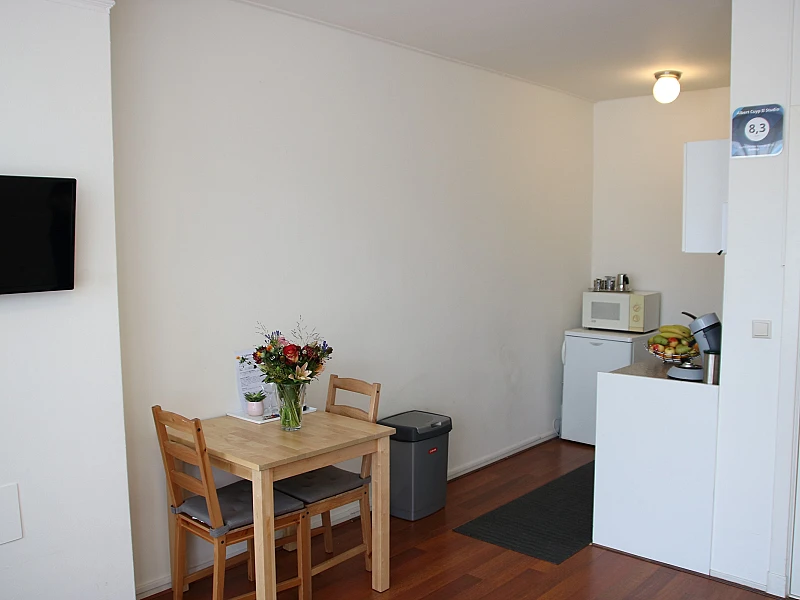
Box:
[246,401,264,416]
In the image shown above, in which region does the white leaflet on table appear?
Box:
[226,405,318,425]
[236,349,277,413]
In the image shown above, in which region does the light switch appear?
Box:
[0,483,22,545]
[752,320,772,339]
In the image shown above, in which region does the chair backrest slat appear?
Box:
[324,375,381,479]
[327,404,370,422]
[171,470,208,497]
[163,439,202,466]
[152,405,225,530]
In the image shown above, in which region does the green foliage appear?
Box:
[243,390,266,403]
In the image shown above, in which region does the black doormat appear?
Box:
[454,461,594,564]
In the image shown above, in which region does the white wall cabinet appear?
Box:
[683,139,729,254]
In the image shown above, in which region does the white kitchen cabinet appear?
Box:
[593,366,719,575]
[683,139,729,254]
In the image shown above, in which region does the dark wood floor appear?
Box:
[149,439,770,600]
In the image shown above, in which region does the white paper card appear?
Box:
[236,349,269,411]
[0,483,22,545]
[226,405,317,425]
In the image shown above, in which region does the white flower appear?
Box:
[289,362,313,381]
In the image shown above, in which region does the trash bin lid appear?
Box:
[377,410,452,442]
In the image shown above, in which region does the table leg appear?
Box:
[372,436,390,592]
[252,469,277,600]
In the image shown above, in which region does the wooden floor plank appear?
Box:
[145,439,770,600]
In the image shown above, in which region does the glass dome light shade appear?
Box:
[653,72,681,104]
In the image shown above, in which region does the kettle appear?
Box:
[615,273,630,292]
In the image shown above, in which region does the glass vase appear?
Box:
[275,383,306,431]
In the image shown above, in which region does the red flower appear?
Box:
[252,349,263,364]
[283,344,300,364]
[302,345,318,360]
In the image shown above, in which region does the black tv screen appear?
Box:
[0,175,77,295]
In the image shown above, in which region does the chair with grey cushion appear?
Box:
[152,405,311,600]
[274,375,381,583]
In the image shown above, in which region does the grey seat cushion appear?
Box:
[274,466,370,505]
[175,479,304,537]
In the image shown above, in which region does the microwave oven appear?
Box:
[582,291,661,333]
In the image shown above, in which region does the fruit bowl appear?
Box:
[645,343,700,364]
[645,325,700,364]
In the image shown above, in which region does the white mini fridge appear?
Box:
[561,328,653,445]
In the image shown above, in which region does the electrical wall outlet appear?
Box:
[0,483,22,545]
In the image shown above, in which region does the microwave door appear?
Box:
[583,293,630,330]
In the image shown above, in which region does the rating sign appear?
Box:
[745,117,770,142]
[732,104,783,157]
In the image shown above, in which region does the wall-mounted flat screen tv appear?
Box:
[0,175,77,295]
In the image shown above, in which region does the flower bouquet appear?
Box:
[239,320,333,430]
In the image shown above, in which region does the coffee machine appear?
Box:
[667,312,722,382]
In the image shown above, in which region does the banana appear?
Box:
[659,329,684,338]
[662,323,690,333]
[660,324,691,337]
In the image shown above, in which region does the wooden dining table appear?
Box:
[169,410,395,600]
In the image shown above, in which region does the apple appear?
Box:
[668,338,679,348]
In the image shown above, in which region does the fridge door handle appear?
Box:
[562,340,566,365]
[590,342,603,346]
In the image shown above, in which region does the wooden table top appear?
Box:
[171,411,395,472]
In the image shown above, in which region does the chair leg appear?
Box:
[212,540,227,600]
[321,511,334,553]
[359,490,372,572]
[172,515,186,600]
[297,513,312,600]
[247,538,255,582]
[172,520,187,600]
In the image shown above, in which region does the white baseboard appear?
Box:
[135,504,361,599]
[767,571,788,597]
[136,434,554,599]
[709,569,768,593]
[447,431,558,480]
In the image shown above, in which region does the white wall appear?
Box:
[0,1,136,599]
[110,0,594,594]
[711,0,797,593]
[592,89,729,325]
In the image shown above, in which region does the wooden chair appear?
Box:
[274,375,381,583]
[152,406,312,600]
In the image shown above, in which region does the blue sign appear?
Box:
[732,104,784,157]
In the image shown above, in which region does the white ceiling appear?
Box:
[242,0,732,102]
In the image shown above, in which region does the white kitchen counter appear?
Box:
[592,363,719,575]
[610,360,673,379]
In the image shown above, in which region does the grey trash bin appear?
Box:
[377,410,453,521]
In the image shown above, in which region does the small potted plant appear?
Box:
[244,390,266,416]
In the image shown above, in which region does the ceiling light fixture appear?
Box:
[653,70,682,104]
